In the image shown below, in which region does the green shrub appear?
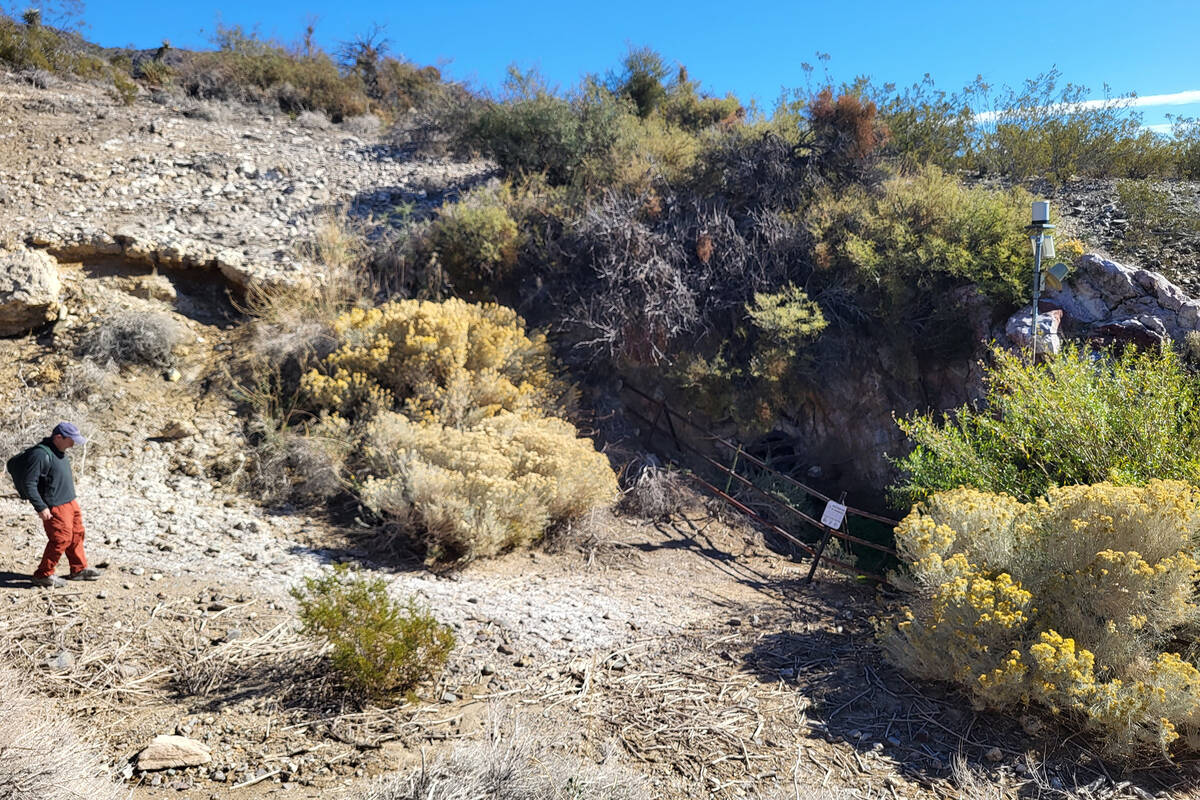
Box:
[457,68,632,188]
[877,74,977,169]
[427,190,519,297]
[181,24,369,120]
[291,564,454,699]
[0,11,106,77]
[806,164,1031,321]
[883,481,1200,759]
[135,58,174,87]
[109,72,137,105]
[892,343,1200,506]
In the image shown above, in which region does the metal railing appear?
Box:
[623,383,899,585]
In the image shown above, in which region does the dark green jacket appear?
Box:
[20,438,76,513]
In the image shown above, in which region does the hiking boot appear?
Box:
[31,575,67,588]
[65,567,102,581]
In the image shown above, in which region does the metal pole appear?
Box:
[1032,231,1042,362]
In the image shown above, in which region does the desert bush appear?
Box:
[0,664,124,800]
[892,343,1200,506]
[691,127,810,213]
[291,564,454,699]
[1175,117,1200,179]
[357,725,644,800]
[109,71,137,105]
[179,24,369,120]
[426,189,520,297]
[342,112,382,137]
[883,480,1200,758]
[974,69,1152,181]
[296,109,331,129]
[620,458,687,519]
[300,297,616,560]
[1115,179,1200,247]
[805,87,889,183]
[877,74,977,169]
[661,65,742,132]
[135,57,173,87]
[806,164,1030,322]
[80,310,181,368]
[360,411,618,561]
[302,298,562,427]
[0,11,106,77]
[456,68,632,188]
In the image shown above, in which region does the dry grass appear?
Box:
[620,457,687,519]
[357,719,645,800]
[0,663,124,800]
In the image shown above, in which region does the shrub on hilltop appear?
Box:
[882,480,1200,759]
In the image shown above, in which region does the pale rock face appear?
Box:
[1005,306,1063,355]
[136,734,212,771]
[1033,253,1200,347]
[0,245,60,335]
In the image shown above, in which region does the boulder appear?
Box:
[1006,306,1062,355]
[137,734,211,771]
[1043,254,1200,346]
[0,245,60,336]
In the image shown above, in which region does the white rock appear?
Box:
[0,245,61,335]
[137,734,212,771]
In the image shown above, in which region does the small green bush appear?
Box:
[457,68,632,188]
[291,564,454,699]
[883,481,1200,759]
[427,191,519,297]
[892,343,1200,506]
[135,58,173,87]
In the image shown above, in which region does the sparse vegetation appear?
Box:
[0,664,124,800]
[357,726,644,800]
[883,480,1200,759]
[291,564,454,699]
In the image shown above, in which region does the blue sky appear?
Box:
[45,0,1200,130]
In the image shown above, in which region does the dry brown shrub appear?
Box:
[0,664,124,800]
[356,723,643,800]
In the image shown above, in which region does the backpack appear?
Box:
[6,443,52,501]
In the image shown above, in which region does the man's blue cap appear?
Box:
[52,421,86,445]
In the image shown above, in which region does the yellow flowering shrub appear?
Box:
[302,298,616,562]
[882,481,1200,758]
[303,298,561,427]
[360,412,617,561]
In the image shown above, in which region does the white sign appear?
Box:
[820,501,847,530]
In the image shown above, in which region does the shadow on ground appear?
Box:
[741,590,1200,798]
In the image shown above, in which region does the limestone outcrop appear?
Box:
[0,244,60,335]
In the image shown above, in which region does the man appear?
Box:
[19,422,101,588]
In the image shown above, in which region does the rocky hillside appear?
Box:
[0,74,490,291]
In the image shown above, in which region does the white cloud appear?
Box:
[975,89,1200,123]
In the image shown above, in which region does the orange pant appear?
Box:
[34,499,88,578]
